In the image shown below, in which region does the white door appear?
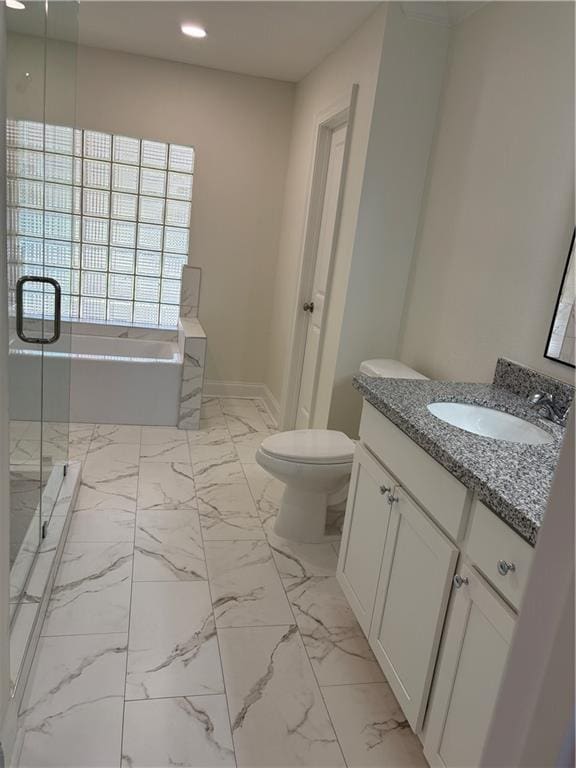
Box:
[369,485,459,733]
[423,565,516,768]
[295,122,347,429]
[337,445,395,635]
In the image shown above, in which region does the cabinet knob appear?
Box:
[497,560,516,576]
[453,574,469,589]
[379,485,391,496]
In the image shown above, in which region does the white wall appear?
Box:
[7,35,295,386]
[77,46,294,385]
[265,5,387,420]
[328,4,450,436]
[398,1,575,384]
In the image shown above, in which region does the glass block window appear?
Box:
[6,120,194,327]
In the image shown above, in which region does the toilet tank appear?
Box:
[359,359,428,379]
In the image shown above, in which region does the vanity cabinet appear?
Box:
[337,444,395,634]
[423,565,516,768]
[337,399,529,766]
[368,485,458,731]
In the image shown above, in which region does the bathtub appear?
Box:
[9,333,183,426]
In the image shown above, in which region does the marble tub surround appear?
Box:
[353,362,571,545]
[178,318,207,430]
[17,401,426,768]
[180,265,202,318]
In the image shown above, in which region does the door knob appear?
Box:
[302,301,314,313]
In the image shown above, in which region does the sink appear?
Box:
[427,402,554,445]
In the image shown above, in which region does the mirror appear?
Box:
[545,229,575,368]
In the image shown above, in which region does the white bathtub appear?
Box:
[9,333,183,426]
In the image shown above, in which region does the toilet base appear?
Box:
[274,486,328,543]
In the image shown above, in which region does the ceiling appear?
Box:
[76,1,381,82]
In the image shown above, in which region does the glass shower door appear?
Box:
[6,0,47,617]
[39,0,78,527]
[6,0,78,691]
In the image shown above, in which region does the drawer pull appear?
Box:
[453,574,469,589]
[497,560,516,576]
[379,485,391,496]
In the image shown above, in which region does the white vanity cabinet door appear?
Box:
[369,486,459,732]
[423,565,516,768]
[337,444,395,635]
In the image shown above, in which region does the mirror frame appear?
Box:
[544,227,576,369]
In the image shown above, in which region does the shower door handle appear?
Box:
[16,276,62,345]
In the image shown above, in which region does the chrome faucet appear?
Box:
[527,391,569,426]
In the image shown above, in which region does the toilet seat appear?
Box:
[260,429,354,465]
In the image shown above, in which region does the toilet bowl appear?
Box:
[256,430,354,543]
[257,359,427,543]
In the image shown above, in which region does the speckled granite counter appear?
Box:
[353,362,573,546]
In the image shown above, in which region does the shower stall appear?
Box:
[1,1,79,758]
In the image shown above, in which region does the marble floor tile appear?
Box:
[67,509,135,543]
[75,483,137,515]
[188,423,231,447]
[140,427,191,462]
[190,443,245,489]
[141,426,188,444]
[253,399,277,430]
[268,534,339,587]
[90,424,142,448]
[80,445,139,511]
[286,575,384,686]
[134,508,206,581]
[243,462,283,528]
[122,695,235,767]
[137,462,196,510]
[84,441,140,466]
[222,400,269,439]
[126,581,223,700]
[232,430,275,463]
[219,625,345,767]
[10,440,41,466]
[322,682,427,767]
[68,424,95,461]
[197,482,265,540]
[140,440,191,462]
[17,633,127,768]
[42,542,133,636]
[205,540,293,627]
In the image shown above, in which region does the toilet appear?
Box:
[256,359,427,543]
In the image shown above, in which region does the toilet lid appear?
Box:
[260,430,355,465]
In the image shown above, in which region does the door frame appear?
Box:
[280,84,358,430]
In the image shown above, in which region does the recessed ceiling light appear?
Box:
[181,23,207,39]
[6,0,26,9]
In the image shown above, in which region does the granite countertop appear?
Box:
[353,373,568,546]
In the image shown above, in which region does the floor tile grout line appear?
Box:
[236,419,351,767]
[192,399,239,768]
[117,425,142,768]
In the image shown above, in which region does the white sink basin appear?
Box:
[427,402,554,445]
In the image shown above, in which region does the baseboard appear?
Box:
[205,380,280,425]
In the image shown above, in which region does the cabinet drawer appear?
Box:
[465,500,533,611]
[360,402,469,542]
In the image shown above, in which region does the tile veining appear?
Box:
[16,399,426,768]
